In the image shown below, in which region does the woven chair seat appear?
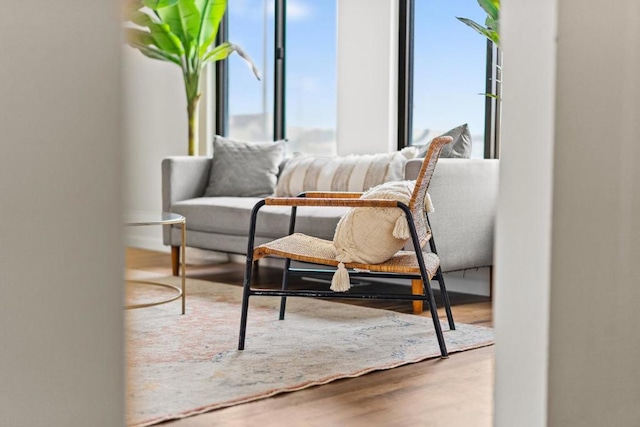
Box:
[254,233,441,280]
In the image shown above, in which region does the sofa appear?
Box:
[161,156,499,281]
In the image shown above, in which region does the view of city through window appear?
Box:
[227,0,487,158]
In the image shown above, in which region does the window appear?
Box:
[400,0,497,158]
[285,0,337,155]
[218,1,495,158]
[217,0,337,155]
[226,0,275,142]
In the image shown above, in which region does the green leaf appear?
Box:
[131,9,160,26]
[195,0,226,56]
[123,0,145,17]
[131,11,185,54]
[477,93,500,99]
[477,0,499,22]
[158,0,201,54]
[487,30,500,46]
[143,0,179,9]
[151,23,185,54]
[131,44,182,65]
[456,17,500,46]
[203,42,261,80]
[202,41,232,61]
[485,15,499,32]
[126,28,155,48]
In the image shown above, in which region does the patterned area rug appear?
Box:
[126,275,494,427]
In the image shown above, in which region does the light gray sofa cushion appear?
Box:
[204,136,285,197]
[171,197,349,241]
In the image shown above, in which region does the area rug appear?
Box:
[126,275,494,427]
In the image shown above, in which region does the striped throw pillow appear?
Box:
[276,147,418,197]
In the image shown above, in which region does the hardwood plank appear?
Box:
[125,248,494,426]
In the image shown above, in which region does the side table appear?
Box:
[125,212,186,314]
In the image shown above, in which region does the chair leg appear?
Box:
[171,246,180,276]
[435,268,455,330]
[422,271,448,358]
[411,279,424,314]
[238,258,255,351]
[279,258,292,320]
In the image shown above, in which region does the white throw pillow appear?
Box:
[276,147,418,197]
[333,181,415,265]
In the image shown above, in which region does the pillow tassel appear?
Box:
[330,262,351,292]
[424,193,435,213]
[393,213,411,240]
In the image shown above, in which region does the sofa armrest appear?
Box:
[162,156,211,212]
[405,158,500,271]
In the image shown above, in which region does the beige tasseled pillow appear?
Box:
[333,181,416,266]
[330,181,418,292]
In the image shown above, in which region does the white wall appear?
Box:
[547,0,640,424]
[493,0,557,424]
[122,48,213,251]
[0,2,124,425]
[337,0,398,155]
[123,47,187,251]
[495,0,640,425]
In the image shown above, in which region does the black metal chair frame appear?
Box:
[237,194,456,358]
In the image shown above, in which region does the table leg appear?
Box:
[181,219,186,315]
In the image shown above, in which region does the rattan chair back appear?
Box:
[408,136,453,248]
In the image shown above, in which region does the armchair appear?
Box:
[237,136,455,358]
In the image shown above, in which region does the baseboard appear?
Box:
[437,269,491,296]
[124,232,229,264]
[125,234,168,253]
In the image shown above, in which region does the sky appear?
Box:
[226,0,487,152]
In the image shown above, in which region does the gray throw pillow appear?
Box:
[417,123,472,158]
[204,136,285,197]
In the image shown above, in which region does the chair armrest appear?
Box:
[264,197,398,208]
[302,191,363,199]
[161,156,211,212]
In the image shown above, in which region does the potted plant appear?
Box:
[124,0,260,155]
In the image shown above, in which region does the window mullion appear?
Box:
[274,0,286,141]
[397,0,414,150]
[214,11,229,137]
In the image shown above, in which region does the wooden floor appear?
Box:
[127,248,495,427]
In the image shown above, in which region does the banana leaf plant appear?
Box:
[457,0,501,100]
[124,0,260,155]
[456,0,500,47]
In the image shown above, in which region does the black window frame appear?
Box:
[397,0,414,151]
[214,11,228,137]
